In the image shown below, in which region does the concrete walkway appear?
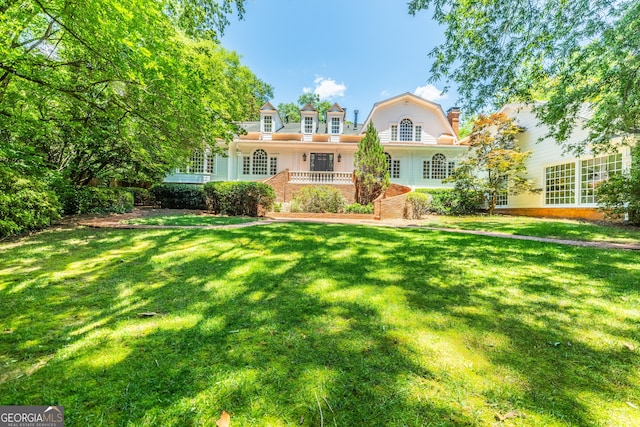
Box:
[72,209,640,251]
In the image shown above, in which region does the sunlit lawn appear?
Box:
[1,223,639,426]
[121,214,259,227]
[420,215,640,244]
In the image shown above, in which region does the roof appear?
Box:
[237,120,361,136]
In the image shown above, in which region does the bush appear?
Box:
[150,184,206,209]
[404,192,431,219]
[596,145,640,225]
[415,188,481,215]
[0,174,61,237]
[203,181,275,216]
[344,203,374,214]
[75,187,134,214]
[291,186,346,213]
[123,187,154,206]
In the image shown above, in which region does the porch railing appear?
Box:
[289,171,354,184]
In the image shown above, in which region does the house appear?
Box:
[164,94,632,220]
[496,104,632,220]
[164,92,468,203]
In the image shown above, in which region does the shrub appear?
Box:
[0,174,61,237]
[415,188,481,215]
[404,192,431,219]
[203,181,275,216]
[290,186,346,213]
[344,203,374,214]
[596,145,640,225]
[123,187,154,206]
[150,184,206,209]
[75,187,134,214]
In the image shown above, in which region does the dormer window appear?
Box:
[304,116,313,134]
[263,115,272,133]
[331,117,340,134]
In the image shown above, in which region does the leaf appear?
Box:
[216,410,230,427]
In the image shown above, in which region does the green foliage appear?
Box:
[74,187,134,214]
[447,113,538,214]
[150,184,206,210]
[0,174,61,237]
[408,0,637,154]
[203,181,275,216]
[596,144,640,225]
[414,188,482,216]
[404,192,432,219]
[276,102,301,123]
[344,203,374,214]
[290,186,345,213]
[122,187,154,206]
[354,122,390,204]
[0,0,269,185]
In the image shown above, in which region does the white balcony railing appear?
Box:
[289,171,354,184]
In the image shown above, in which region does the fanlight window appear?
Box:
[252,149,268,175]
[399,119,413,142]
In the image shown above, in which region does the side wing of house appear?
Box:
[498,103,632,219]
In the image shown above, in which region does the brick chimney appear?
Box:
[447,107,461,137]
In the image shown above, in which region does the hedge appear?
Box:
[404,192,431,219]
[123,187,154,206]
[291,185,345,213]
[0,175,61,237]
[203,181,275,216]
[150,184,206,209]
[415,188,481,215]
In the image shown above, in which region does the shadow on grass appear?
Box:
[0,224,639,426]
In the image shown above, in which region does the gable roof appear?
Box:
[327,103,344,113]
[359,92,458,139]
[260,101,277,112]
[300,103,317,112]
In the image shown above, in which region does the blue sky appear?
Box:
[221,0,459,120]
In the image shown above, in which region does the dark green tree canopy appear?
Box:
[409,0,638,154]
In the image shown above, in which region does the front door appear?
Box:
[310,153,334,171]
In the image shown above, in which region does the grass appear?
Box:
[420,215,640,244]
[1,223,639,426]
[121,214,259,227]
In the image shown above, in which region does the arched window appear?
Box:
[399,118,413,141]
[252,149,268,175]
[432,153,447,179]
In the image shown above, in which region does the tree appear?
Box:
[354,122,389,204]
[0,0,270,185]
[408,0,639,154]
[276,102,301,123]
[595,144,640,225]
[447,113,539,215]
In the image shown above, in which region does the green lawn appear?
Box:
[420,215,640,244]
[121,214,259,227]
[1,223,639,426]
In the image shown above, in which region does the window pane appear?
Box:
[269,157,278,175]
[415,125,422,142]
[580,153,622,204]
[252,149,268,175]
[264,115,272,133]
[423,160,430,179]
[242,156,250,175]
[391,125,398,141]
[331,117,340,134]
[432,153,447,179]
[304,117,313,133]
[545,162,575,205]
[399,119,413,141]
[392,160,401,179]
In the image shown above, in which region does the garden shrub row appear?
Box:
[204,181,275,216]
[290,186,373,214]
[149,184,206,209]
[58,185,134,215]
[406,188,481,218]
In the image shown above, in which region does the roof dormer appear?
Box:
[260,102,282,140]
[300,103,318,141]
[326,103,345,141]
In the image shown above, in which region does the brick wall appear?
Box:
[495,207,606,221]
[262,169,290,202]
[373,184,412,220]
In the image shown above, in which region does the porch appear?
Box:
[288,170,355,184]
